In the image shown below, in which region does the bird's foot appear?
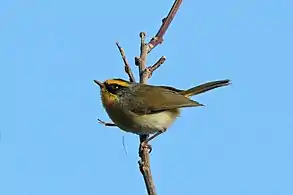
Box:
[139,141,152,153]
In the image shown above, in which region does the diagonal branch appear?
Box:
[149,56,166,73]
[148,0,183,52]
[144,56,166,79]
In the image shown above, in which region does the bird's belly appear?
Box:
[132,110,180,134]
[105,104,179,134]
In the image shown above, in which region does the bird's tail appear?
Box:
[180,79,231,97]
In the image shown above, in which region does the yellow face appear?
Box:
[94,78,131,107]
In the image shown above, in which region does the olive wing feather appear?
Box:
[125,85,203,115]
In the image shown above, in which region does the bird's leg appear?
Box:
[139,129,165,153]
[139,135,152,154]
[140,141,153,153]
[145,130,164,143]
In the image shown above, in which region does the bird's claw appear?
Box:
[140,141,152,153]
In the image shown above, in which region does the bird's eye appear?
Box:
[106,84,122,94]
[113,84,120,89]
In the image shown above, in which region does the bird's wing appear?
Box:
[125,85,203,115]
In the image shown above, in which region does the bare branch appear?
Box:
[148,0,183,52]
[116,42,136,82]
[110,1,183,194]
[131,32,157,194]
[135,32,157,195]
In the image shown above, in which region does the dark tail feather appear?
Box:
[181,79,231,97]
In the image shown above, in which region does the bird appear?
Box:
[94,78,230,143]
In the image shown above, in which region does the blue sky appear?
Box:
[2,0,293,194]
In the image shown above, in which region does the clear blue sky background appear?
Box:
[2,0,293,194]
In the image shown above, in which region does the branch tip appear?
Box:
[115,42,136,82]
[140,32,146,38]
[148,0,183,52]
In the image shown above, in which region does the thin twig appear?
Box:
[148,0,183,52]
[116,42,136,82]
[149,56,166,72]
[146,56,166,78]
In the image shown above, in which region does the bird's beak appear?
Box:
[94,80,105,89]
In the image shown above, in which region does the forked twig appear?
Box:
[145,56,166,79]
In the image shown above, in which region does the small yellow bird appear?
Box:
[95,78,230,142]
